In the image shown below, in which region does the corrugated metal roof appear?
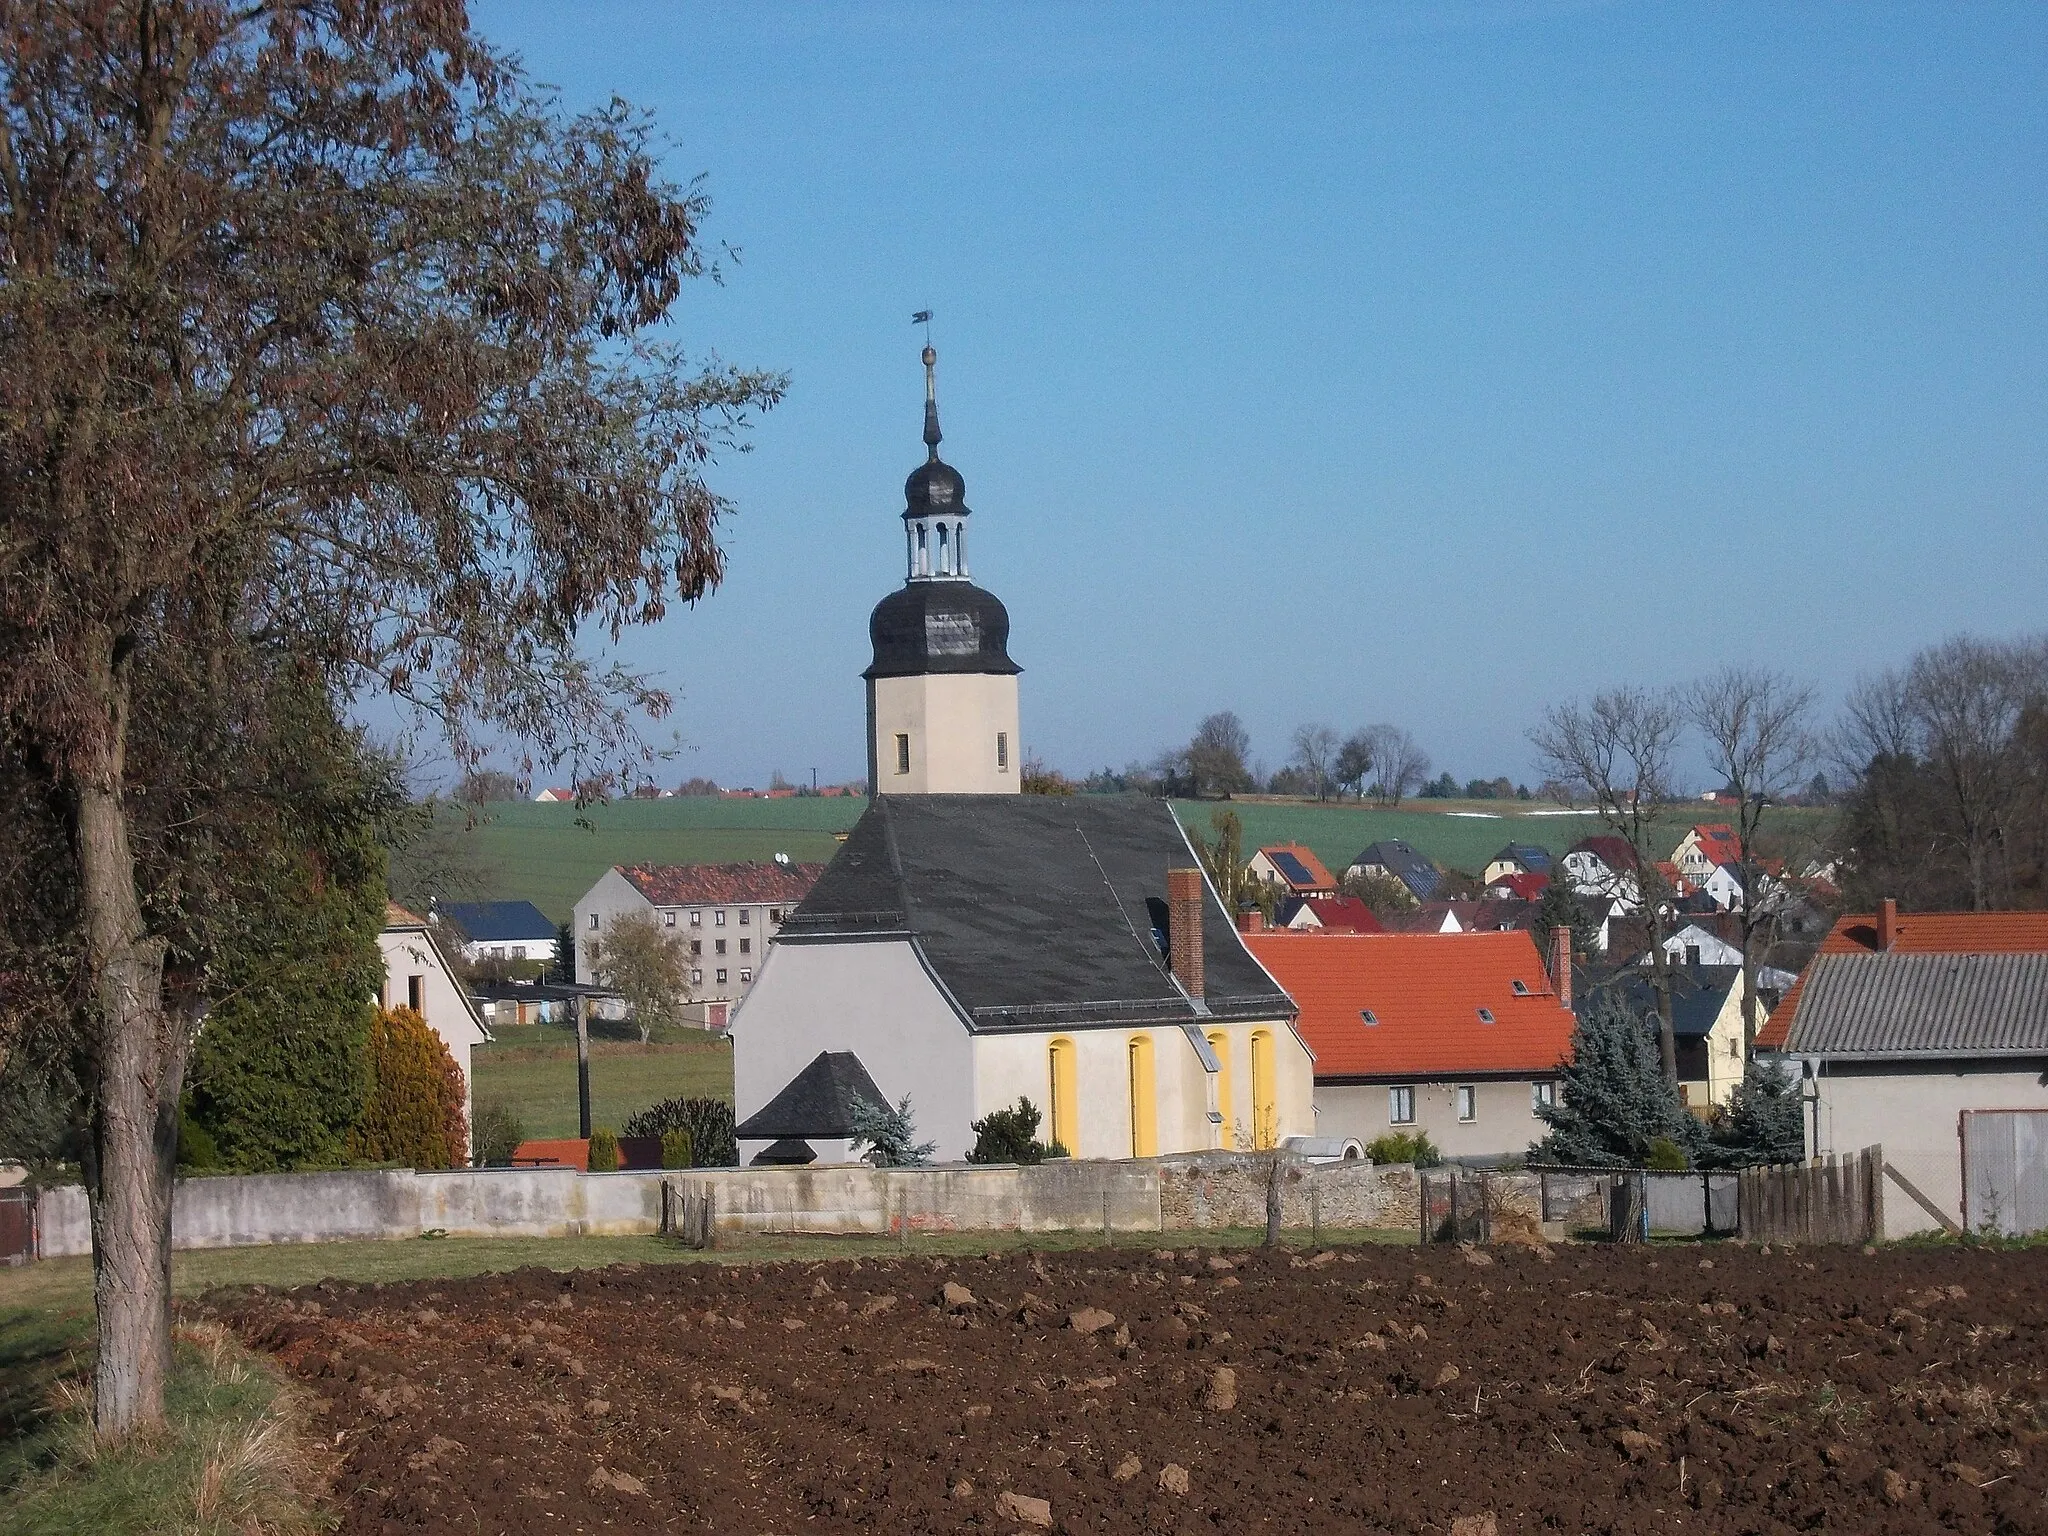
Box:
[1784,952,2048,1058]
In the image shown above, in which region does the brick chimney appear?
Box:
[1551,923,1572,1010]
[1234,908,1264,935]
[1167,867,1206,1000]
[1877,896,1897,951]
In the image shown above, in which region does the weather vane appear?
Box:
[913,311,940,456]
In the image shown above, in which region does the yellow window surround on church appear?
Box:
[1127,1034,1157,1158]
[1250,1028,1277,1150]
[1047,1037,1078,1156]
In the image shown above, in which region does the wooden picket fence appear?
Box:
[1737,1146,1884,1245]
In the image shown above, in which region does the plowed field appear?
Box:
[221,1241,2048,1534]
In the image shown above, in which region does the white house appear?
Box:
[1672,823,1740,885]
[1647,922,1744,968]
[431,899,558,965]
[378,903,493,1152]
[733,795,1316,1165]
[572,861,825,1028]
[1762,903,2048,1238]
[1559,835,1642,911]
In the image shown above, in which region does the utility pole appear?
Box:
[575,992,592,1139]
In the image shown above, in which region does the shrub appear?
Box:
[1646,1136,1691,1171]
[348,1007,468,1170]
[622,1096,737,1167]
[176,1102,221,1170]
[848,1093,935,1168]
[1529,990,1700,1168]
[587,1127,620,1173]
[470,1100,524,1167]
[1366,1131,1441,1168]
[660,1128,694,1169]
[967,1097,1047,1165]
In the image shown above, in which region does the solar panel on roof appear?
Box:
[1271,850,1315,884]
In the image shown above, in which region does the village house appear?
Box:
[1560,835,1643,910]
[1275,895,1382,934]
[572,860,825,1028]
[431,899,558,965]
[378,903,493,1151]
[1759,902,2048,1238]
[1673,823,1741,885]
[1344,840,1441,903]
[1245,928,1578,1163]
[1481,842,1553,886]
[1248,843,1338,900]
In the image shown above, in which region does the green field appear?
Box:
[469,1034,734,1139]
[452,793,1833,921]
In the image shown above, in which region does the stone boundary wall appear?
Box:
[33,1155,1419,1259]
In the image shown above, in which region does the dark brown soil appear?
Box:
[217,1241,2048,1534]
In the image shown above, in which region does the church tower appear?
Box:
[864,345,1022,795]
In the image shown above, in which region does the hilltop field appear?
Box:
[451,795,1835,924]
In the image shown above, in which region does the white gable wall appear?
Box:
[571,867,655,985]
[377,927,490,1155]
[732,939,976,1162]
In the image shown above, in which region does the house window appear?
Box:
[739,967,753,983]
[690,910,702,927]
[712,968,725,986]
[1048,1038,1079,1155]
[769,908,783,923]
[690,940,702,957]
[1250,1029,1278,1149]
[407,975,424,1012]
[739,909,751,925]
[1389,1086,1416,1125]
[663,911,676,927]
[740,937,751,954]
[715,939,726,955]
[690,968,702,985]
[1510,980,1528,996]
[1456,1085,1477,1123]
[1532,1080,1558,1111]
[588,913,598,930]
[716,910,727,927]
[1359,1009,1378,1026]
[895,733,910,775]
[1127,1035,1157,1158]
[490,947,505,960]
[997,731,1009,771]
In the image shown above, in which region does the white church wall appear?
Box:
[731,939,976,1161]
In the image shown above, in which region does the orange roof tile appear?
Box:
[1256,843,1337,891]
[1245,930,1577,1080]
[1757,909,2048,1049]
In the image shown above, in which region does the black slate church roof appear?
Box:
[779,795,1294,1031]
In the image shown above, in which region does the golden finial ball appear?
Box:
[922,345,936,367]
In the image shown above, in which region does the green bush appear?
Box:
[176,1102,221,1170]
[470,1099,525,1167]
[1365,1131,1442,1168]
[587,1127,620,1173]
[348,1006,468,1170]
[622,1096,737,1167]
[660,1128,694,1169]
[966,1097,1047,1165]
[1646,1135,1691,1172]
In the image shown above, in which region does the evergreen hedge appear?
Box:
[622,1096,737,1167]
[348,1006,468,1169]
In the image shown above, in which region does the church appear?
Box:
[731,348,1314,1164]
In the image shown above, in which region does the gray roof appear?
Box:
[736,1051,887,1140]
[1576,963,1739,1041]
[435,900,557,944]
[1783,952,2048,1059]
[779,794,1293,1031]
[1348,840,1441,900]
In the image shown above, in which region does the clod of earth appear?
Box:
[1158,1462,1191,1496]
[1449,1515,1499,1536]
[1204,1366,1238,1411]
[996,1489,1053,1527]
[940,1281,977,1311]
[1113,1454,1142,1482]
[1068,1306,1116,1336]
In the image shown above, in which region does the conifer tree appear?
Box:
[1530,992,1699,1167]
[1702,1061,1806,1167]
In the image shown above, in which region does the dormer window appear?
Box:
[1511,980,1529,996]
[1477,1007,1496,1024]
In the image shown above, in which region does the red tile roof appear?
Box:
[1294,897,1383,934]
[1568,835,1640,872]
[1245,930,1577,1080]
[1757,909,2048,1049]
[511,1138,589,1171]
[1256,843,1337,892]
[1486,871,1551,901]
[619,861,826,906]
[1684,824,1741,866]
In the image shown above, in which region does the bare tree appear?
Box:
[1531,687,1685,1085]
[1907,638,2041,909]
[1183,712,1255,798]
[593,913,693,1044]
[1363,725,1430,807]
[1289,724,1341,802]
[456,769,523,803]
[1686,666,1817,1053]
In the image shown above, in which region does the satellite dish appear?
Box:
[773,851,791,867]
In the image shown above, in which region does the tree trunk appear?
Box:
[1647,912,1679,1087]
[1263,1153,1284,1248]
[69,661,186,1443]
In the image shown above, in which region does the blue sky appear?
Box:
[464,0,2046,791]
